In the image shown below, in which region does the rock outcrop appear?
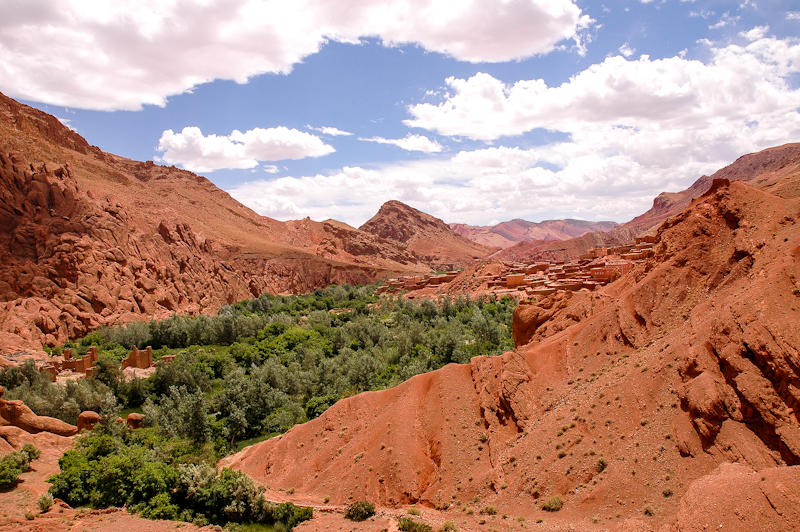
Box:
[0,386,77,437]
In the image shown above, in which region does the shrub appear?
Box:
[0,446,39,489]
[138,492,179,520]
[541,496,563,512]
[439,522,458,531]
[345,501,375,521]
[0,455,23,489]
[398,517,433,532]
[21,444,41,462]
[48,430,311,528]
[37,493,54,513]
[304,394,339,419]
[596,458,607,473]
[480,505,497,515]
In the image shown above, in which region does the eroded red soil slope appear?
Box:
[226,178,800,529]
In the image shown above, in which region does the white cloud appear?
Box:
[689,9,714,19]
[709,12,740,29]
[618,43,635,58]
[156,126,334,173]
[0,0,588,111]
[359,134,443,153]
[740,25,769,41]
[306,125,353,136]
[227,36,800,226]
[404,37,800,142]
[788,12,800,20]
[262,165,280,174]
[226,143,712,226]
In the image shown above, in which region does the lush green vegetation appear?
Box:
[48,426,312,529]
[4,285,514,451]
[1,285,515,527]
[0,444,40,490]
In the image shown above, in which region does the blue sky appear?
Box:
[2,0,799,226]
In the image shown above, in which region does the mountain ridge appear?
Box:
[451,218,619,248]
[359,199,494,270]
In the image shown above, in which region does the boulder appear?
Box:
[126,413,144,429]
[0,394,77,437]
[77,410,101,432]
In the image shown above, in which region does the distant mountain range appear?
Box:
[450,219,619,249]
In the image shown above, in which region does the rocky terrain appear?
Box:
[225,176,800,530]
[0,92,493,356]
[360,200,493,270]
[451,218,618,249]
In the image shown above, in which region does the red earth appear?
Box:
[224,177,800,530]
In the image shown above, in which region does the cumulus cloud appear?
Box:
[359,134,443,153]
[227,36,800,225]
[404,37,800,141]
[226,143,705,226]
[0,0,588,110]
[740,25,769,41]
[618,43,635,58]
[156,126,334,173]
[306,125,353,136]
[262,165,281,174]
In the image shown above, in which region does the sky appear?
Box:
[1,1,799,227]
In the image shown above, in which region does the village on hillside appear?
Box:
[378,236,658,299]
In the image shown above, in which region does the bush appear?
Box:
[345,501,375,521]
[398,517,433,532]
[439,522,458,532]
[596,457,607,473]
[0,455,23,489]
[48,430,311,528]
[37,493,54,513]
[541,496,563,512]
[21,443,41,462]
[0,445,39,489]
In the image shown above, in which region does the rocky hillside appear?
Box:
[225,177,800,529]
[0,92,430,355]
[360,200,493,269]
[625,142,800,234]
[495,143,800,262]
[451,218,618,249]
